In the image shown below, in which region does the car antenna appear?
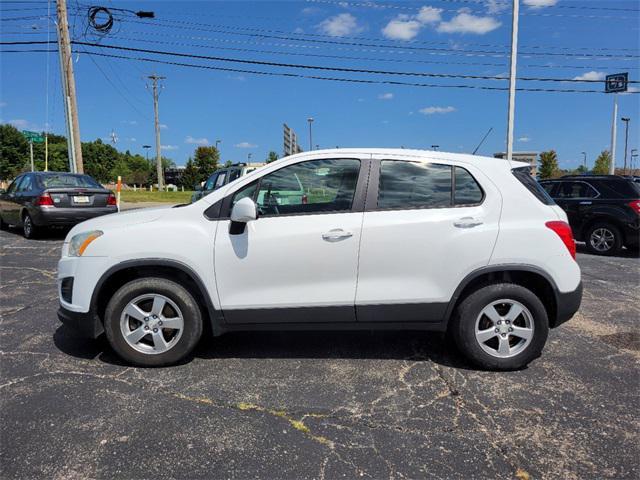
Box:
[472,127,493,155]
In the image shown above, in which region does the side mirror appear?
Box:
[230,197,257,223]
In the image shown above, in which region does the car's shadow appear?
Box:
[53,325,478,371]
[1,225,70,240]
[576,242,639,258]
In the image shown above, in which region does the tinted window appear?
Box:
[378,161,451,209]
[540,182,555,194]
[17,175,33,192]
[40,174,101,188]
[255,159,360,216]
[512,168,555,205]
[215,172,227,188]
[454,167,483,205]
[228,169,242,182]
[7,176,23,194]
[204,173,218,191]
[594,179,640,199]
[555,181,598,199]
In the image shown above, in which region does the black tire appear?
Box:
[0,214,7,231]
[22,212,38,239]
[450,283,549,371]
[585,223,622,256]
[104,277,203,367]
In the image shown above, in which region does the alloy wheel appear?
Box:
[120,293,184,355]
[474,299,534,358]
[590,228,615,252]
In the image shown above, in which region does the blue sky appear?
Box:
[1,0,639,170]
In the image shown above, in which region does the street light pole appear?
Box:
[609,95,618,175]
[307,117,314,151]
[631,149,638,173]
[431,145,439,151]
[581,151,587,170]
[621,117,630,174]
[143,144,151,162]
[215,139,221,150]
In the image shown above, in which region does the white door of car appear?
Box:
[355,156,501,322]
[214,157,368,324]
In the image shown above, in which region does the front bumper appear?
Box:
[32,206,118,226]
[554,280,583,327]
[57,305,104,338]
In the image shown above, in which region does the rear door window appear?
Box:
[512,168,555,205]
[454,167,483,205]
[378,161,452,209]
[215,172,227,188]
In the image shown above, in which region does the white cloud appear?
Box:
[518,136,531,143]
[127,137,137,142]
[573,71,605,81]
[416,6,443,24]
[159,124,168,130]
[235,142,257,148]
[121,120,138,126]
[378,92,394,100]
[523,0,558,8]
[161,145,179,151]
[419,106,456,115]
[8,119,29,129]
[485,0,509,14]
[293,27,305,34]
[228,74,246,82]
[437,12,501,34]
[621,86,639,96]
[318,13,361,37]
[301,6,320,15]
[185,136,210,146]
[382,16,423,40]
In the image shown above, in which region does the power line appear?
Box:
[110,16,640,60]
[5,40,638,84]
[5,47,639,95]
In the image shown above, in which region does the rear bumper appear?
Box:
[554,281,583,327]
[57,305,104,339]
[32,206,117,226]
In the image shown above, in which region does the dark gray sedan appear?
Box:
[0,172,118,238]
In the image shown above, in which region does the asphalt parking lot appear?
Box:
[1,227,638,480]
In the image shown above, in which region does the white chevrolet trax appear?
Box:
[57,149,582,370]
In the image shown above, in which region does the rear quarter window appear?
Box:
[512,168,555,205]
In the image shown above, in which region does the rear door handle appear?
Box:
[453,217,483,228]
[322,228,353,241]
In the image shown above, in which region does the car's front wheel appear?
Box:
[451,283,549,370]
[104,277,203,367]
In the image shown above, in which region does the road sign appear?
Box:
[22,130,44,143]
[605,73,628,93]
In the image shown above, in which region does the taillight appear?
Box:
[628,200,640,215]
[107,193,117,206]
[546,221,576,260]
[35,193,54,206]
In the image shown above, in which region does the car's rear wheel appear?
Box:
[104,277,203,367]
[451,283,549,370]
[585,223,622,256]
[0,214,7,231]
[22,213,38,239]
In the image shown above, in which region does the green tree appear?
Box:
[32,133,70,173]
[82,138,119,182]
[125,153,152,186]
[573,164,588,175]
[193,146,219,182]
[266,151,279,163]
[180,158,200,189]
[538,150,560,180]
[592,150,611,175]
[0,124,29,179]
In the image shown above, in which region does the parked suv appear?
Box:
[0,172,117,238]
[540,175,640,256]
[191,163,265,203]
[57,150,582,370]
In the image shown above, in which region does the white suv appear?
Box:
[57,149,582,370]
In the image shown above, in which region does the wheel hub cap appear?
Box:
[474,299,534,359]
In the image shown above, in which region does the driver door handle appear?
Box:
[453,217,483,228]
[322,228,353,241]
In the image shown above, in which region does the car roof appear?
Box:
[281,148,529,170]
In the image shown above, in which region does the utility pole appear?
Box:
[621,117,630,174]
[505,0,520,164]
[609,95,618,175]
[29,141,34,172]
[581,151,587,170]
[148,74,166,190]
[307,117,314,151]
[56,0,83,173]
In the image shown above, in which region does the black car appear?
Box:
[540,175,640,255]
[0,172,118,238]
[191,163,264,203]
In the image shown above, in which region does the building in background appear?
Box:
[283,123,304,157]
[494,151,538,176]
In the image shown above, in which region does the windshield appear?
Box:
[40,174,102,189]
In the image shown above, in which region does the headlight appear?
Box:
[68,230,103,257]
